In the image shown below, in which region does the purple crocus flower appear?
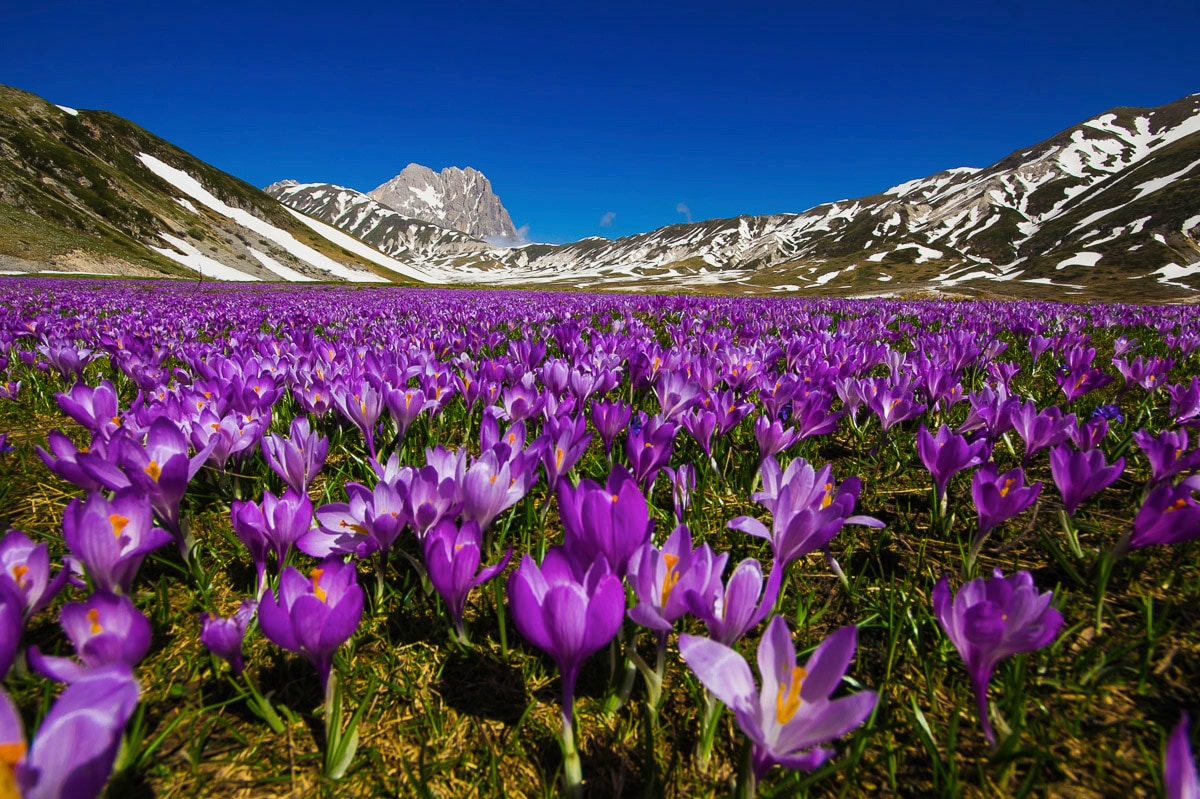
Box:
[257,556,364,691]
[332,381,385,458]
[591,399,631,457]
[679,616,877,784]
[1133,429,1200,485]
[232,488,314,593]
[1049,444,1124,517]
[663,463,696,523]
[383,385,427,442]
[868,386,927,434]
[36,430,110,493]
[1011,400,1076,464]
[262,416,329,494]
[97,418,213,545]
[0,529,70,621]
[303,478,407,560]
[917,424,990,502]
[0,581,23,679]
[538,416,592,490]
[730,455,883,572]
[62,489,173,595]
[933,570,1063,744]
[55,379,123,441]
[753,415,799,465]
[199,599,257,676]
[971,463,1041,549]
[28,592,152,683]
[625,412,677,489]
[0,664,140,799]
[684,558,781,646]
[1128,477,1200,550]
[681,408,718,458]
[558,465,653,578]
[1166,713,1199,799]
[506,546,625,723]
[422,519,512,641]
[460,450,524,532]
[627,524,727,634]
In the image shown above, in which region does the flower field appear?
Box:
[0,277,1199,798]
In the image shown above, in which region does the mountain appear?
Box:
[0,84,427,283]
[2,81,1198,299]
[367,164,519,243]
[270,94,1200,300]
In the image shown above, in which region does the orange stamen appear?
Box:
[144,460,161,482]
[87,608,102,635]
[775,666,807,724]
[310,568,327,602]
[660,554,681,604]
[109,513,130,538]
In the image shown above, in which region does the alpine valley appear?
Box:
[2,83,1199,300]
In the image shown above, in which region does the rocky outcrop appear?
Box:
[368,164,518,242]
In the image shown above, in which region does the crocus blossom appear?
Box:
[0,664,140,799]
[933,570,1063,744]
[257,557,364,691]
[679,616,877,782]
[200,599,257,676]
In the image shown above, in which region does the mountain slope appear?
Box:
[0,85,416,282]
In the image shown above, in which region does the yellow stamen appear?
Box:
[821,483,834,509]
[661,554,681,604]
[555,448,564,469]
[87,608,103,635]
[310,568,327,602]
[1166,498,1189,513]
[999,478,1014,498]
[144,460,161,482]
[109,513,130,538]
[11,565,28,587]
[611,494,619,503]
[775,666,807,724]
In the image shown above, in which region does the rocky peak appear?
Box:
[368,163,519,242]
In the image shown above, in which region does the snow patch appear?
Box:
[55,105,78,116]
[150,233,259,281]
[248,248,316,282]
[1056,252,1102,270]
[176,198,198,214]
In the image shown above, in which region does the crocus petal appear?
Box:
[678,633,758,715]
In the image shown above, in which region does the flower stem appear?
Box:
[695,689,723,773]
[734,735,757,799]
[560,705,583,799]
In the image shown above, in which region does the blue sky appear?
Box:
[2,0,1198,244]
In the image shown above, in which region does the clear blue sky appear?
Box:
[2,0,1198,244]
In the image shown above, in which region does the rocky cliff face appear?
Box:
[367,164,519,243]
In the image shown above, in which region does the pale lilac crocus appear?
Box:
[262,416,329,494]
[679,616,877,792]
[0,529,70,622]
[0,664,140,799]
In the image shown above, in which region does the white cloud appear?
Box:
[599,211,616,228]
[676,202,692,223]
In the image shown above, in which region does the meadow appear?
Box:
[0,277,1198,798]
